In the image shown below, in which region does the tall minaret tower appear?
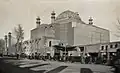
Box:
[51,11,56,24]
[8,32,11,55]
[89,17,93,25]
[4,35,8,55]
[36,16,41,28]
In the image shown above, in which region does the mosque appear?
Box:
[30,10,110,56]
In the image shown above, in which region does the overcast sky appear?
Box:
[0,0,120,41]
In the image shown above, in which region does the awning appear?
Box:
[53,45,76,51]
[86,48,99,53]
[46,51,50,53]
[108,49,116,52]
[53,45,64,49]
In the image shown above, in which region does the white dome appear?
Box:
[56,10,81,20]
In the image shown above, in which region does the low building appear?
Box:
[73,41,120,60]
[78,41,120,53]
[53,41,120,57]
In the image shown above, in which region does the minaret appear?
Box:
[89,17,93,25]
[36,16,41,28]
[51,11,56,24]
[75,12,81,20]
[8,32,11,55]
[75,12,79,16]
[4,35,8,55]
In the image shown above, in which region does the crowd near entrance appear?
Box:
[2,44,119,68]
[1,44,120,72]
[12,44,119,66]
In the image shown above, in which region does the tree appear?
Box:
[114,18,120,37]
[14,24,24,54]
[0,39,5,54]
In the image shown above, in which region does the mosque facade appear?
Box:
[30,10,110,55]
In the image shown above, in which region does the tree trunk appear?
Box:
[20,40,23,54]
[16,39,19,54]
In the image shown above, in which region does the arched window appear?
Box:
[110,44,113,48]
[79,47,84,52]
[49,41,52,47]
[106,45,108,49]
[101,46,104,50]
[115,44,118,48]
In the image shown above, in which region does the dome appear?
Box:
[55,10,81,20]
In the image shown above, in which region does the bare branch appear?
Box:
[116,18,120,30]
[114,17,120,39]
[13,24,24,54]
[114,33,120,37]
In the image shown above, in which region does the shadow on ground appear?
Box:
[0,58,68,73]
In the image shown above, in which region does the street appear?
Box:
[0,57,113,73]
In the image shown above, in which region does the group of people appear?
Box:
[26,53,71,62]
[15,50,120,66]
[84,53,117,65]
[111,49,120,73]
[15,52,112,65]
[2,48,120,73]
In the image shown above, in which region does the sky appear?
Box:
[0,0,120,42]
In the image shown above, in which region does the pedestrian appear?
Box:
[63,54,65,62]
[69,54,72,62]
[16,53,19,59]
[102,56,106,64]
[89,56,92,64]
[31,53,34,59]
